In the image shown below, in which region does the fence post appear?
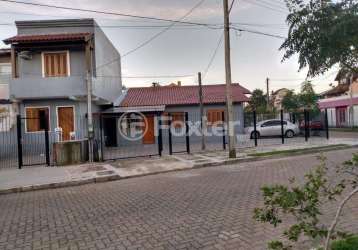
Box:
[99,114,104,161]
[168,114,173,155]
[307,110,310,138]
[304,109,308,142]
[325,109,329,140]
[253,110,258,147]
[42,113,50,166]
[185,112,190,154]
[222,111,226,150]
[16,115,23,169]
[157,112,163,156]
[280,109,285,144]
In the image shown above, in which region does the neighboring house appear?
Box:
[318,70,358,127]
[3,19,122,140]
[0,48,18,131]
[271,88,290,110]
[103,84,250,146]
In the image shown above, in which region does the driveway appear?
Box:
[0,149,358,250]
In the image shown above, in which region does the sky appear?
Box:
[0,0,339,93]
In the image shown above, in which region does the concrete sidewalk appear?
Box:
[0,139,356,195]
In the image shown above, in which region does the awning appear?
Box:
[318,96,358,109]
[102,105,166,114]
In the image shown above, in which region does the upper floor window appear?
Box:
[42,51,70,77]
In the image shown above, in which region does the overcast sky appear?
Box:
[0,0,339,93]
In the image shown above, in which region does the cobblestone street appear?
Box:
[1,149,358,250]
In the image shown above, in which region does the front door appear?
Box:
[142,115,155,144]
[336,107,347,127]
[58,107,75,141]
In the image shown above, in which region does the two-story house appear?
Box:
[318,70,358,127]
[3,18,122,140]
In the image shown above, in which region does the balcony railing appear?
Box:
[10,76,87,99]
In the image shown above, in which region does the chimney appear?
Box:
[177,81,182,87]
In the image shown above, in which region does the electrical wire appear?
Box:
[242,0,288,13]
[0,0,215,28]
[231,27,286,39]
[203,32,224,80]
[96,0,208,70]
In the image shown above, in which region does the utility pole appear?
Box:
[85,38,94,162]
[198,72,206,151]
[266,77,270,110]
[86,71,94,162]
[223,0,236,158]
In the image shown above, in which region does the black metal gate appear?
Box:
[166,112,190,155]
[98,112,163,160]
[17,114,50,168]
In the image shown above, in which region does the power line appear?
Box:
[241,0,288,13]
[96,0,208,70]
[203,32,224,80]
[0,0,215,28]
[229,0,237,13]
[255,0,287,11]
[231,27,286,39]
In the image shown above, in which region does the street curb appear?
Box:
[0,144,356,195]
[0,175,121,195]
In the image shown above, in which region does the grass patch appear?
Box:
[331,235,358,250]
[248,144,349,157]
[330,127,358,132]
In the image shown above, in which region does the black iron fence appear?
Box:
[0,109,331,169]
[243,109,329,147]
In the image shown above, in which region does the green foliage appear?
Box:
[282,90,300,112]
[281,0,358,77]
[281,81,319,115]
[254,155,348,249]
[246,89,267,112]
[331,235,358,250]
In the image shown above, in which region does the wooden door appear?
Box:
[336,107,347,127]
[58,107,74,141]
[142,115,155,144]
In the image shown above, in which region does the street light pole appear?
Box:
[223,0,236,158]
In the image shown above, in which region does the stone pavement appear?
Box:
[0,148,357,250]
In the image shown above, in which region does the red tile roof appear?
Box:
[3,33,92,44]
[120,84,250,107]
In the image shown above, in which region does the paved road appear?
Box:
[1,149,358,250]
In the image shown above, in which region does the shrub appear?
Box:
[331,236,358,250]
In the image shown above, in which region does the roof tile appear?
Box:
[3,33,91,44]
[120,84,250,107]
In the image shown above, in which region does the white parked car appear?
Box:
[245,119,300,138]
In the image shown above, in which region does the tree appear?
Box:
[281,0,358,77]
[281,90,300,112]
[299,80,319,111]
[246,89,267,113]
[254,154,358,250]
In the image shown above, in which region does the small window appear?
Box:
[162,112,184,128]
[43,52,69,77]
[25,107,50,132]
[207,109,224,125]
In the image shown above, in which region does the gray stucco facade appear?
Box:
[5,18,122,140]
[113,103,244,147]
